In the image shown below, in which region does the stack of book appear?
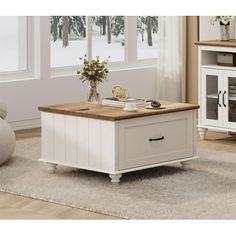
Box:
[102,97,146,107]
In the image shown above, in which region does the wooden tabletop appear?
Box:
[38,101,199,121]
[195,40,236,48]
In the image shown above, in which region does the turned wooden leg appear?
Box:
[181,161,191,170]
[109,174,122,184]
[198,127,207,140]
[47,163,57,173]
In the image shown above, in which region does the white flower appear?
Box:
[211,16,232,25]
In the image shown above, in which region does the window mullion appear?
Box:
[86,16,92,60]
[18,16,27,71]
[27,16,35,75]
[125,16,137,62]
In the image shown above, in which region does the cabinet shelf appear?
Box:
[207,94,217,99]
[207,93,236,101]
[201,65,236,71]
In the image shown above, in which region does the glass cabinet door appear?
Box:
[202,69,222,126]
[206,75,219,120]
[223,75,236,129]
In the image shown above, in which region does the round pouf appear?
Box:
[0,118,16,165]
[0,103,8,120]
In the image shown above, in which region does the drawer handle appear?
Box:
[149,136,164,142]
[222,90,226,107]
[218,90,222,107]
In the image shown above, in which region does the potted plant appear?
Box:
[77,55,109,104]
[211,16,232,41]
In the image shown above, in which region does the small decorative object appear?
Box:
[211,16,232,41]
[217,52,236,67]
[151,100,161,108]
[123,103,138,112]
[145,100,166,110]
[77,55,109,104]
[112,85,128,100]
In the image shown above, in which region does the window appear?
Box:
[50,16,125,68]
[137,16,158,59]
[50,16,87,68]
[92,16,125,62]
[50,16,158,72]
[0,16,27,73]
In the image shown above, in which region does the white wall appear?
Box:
[200,16,236,40]
[0,17,157,130]
[0,68,156,129]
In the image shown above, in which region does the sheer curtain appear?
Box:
[155,16,186,102]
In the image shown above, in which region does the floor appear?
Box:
[0,128,236,219]
[0,128,117,220]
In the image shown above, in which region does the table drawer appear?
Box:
[118,111,194,170]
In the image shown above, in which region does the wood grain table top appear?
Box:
[38,100,200,121]
[195,40,236,48]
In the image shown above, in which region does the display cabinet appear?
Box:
[195,40,236,139]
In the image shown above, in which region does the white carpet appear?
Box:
[0,137,236,219]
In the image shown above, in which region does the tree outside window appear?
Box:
[137,16,158,59]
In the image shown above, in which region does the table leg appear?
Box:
[198,127,207,140]
[47,163,57,173]
[109,174,122,183]
[181,161,192,170]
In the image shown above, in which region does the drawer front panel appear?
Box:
[118,111,194,170]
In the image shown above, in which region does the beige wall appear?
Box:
[186,16,199,104]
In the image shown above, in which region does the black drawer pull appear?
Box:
[223,90,226,107]
[218,90,222,107]
[149,136,164,142]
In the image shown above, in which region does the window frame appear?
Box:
[0,16,35,82]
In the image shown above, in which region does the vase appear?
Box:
[220,23,230,41]
[88,80,99,104]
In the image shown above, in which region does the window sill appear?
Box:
[0,72,37,83]
[51,60,157,79]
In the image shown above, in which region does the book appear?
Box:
[102,97,146,107]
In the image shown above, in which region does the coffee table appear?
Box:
[38,100,199,183]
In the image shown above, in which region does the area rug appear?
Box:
[1,137,236,219]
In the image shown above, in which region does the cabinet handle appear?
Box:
[149,136,164,142]
[218,90,222,107]
[222,91,226,107]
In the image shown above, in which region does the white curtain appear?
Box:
[155,16,186,102]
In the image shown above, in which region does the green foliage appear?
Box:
[137,16,158,34]
[137,16,146,36]
[92,16,124,38]
[137,16,158,45]
[77,55,110,83]
[111,16,124,37]
[50,16,86,41]
[211,16,232,25]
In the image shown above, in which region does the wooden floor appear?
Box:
[1,128,236,219]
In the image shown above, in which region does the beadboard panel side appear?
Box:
[88,119,101,170]
[76,117,89,167]
[65,115,77,165]
[101,120,117,172]
[41,112,117,173]
[54,114,66,163]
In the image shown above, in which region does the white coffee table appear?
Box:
[38,100,199,183]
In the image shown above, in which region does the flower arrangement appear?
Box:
[77,55,110,103]
[77,55,109,83]
[211,16,232,25]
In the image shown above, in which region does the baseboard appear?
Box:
[9,118,41,131]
